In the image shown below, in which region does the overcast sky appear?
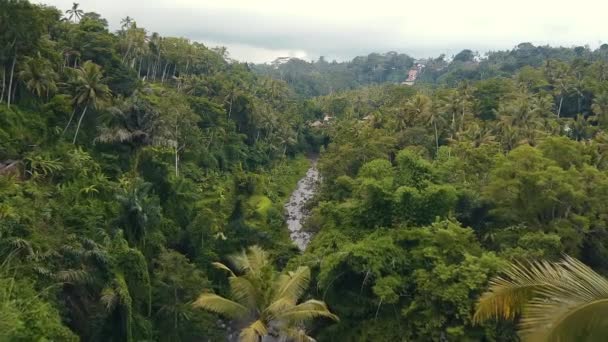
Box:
[36,0,608,63]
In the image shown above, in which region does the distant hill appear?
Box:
[251,52,415,97]
[253,43,608,97]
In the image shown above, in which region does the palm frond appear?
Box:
[229,276,259,309]
[522,298,608,341]
[55,269,91,284]
[267,296,295,317]
[101,287,118,312]
[473,259,565,323]
[227,245,269,273]
[192,293,248,319]
[475,255,608,341]
[273,267,311,304]
[519,256,608,340]
[281,327,316,342]
[246,245,269,272]
[281,299,339,323]
[228,249,250,273]
[96,127,134,144]
[239,319,268,342]
[212,262,236,277]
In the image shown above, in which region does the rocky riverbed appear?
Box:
[284,159,320,251]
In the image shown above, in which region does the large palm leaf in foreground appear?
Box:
[474,255,608,341]
[193,246,338,342]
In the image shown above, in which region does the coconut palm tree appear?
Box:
[399,93,432,131]
[18,56,58,99]
[120,16,134,30]
[65,3,84,23]
[591,92,608,128]
[96,92,161,147]
[425,104,446,154]
[193,246,338,342]
[438,90,461,138]
[65,61,111,144]
[474,255,608,341]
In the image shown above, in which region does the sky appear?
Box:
[37,0,608,63]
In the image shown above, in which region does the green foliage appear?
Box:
[0,273,78,341]
[6,1,608,340]
[252,52,415,97]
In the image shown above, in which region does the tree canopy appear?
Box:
[4,1,608,341]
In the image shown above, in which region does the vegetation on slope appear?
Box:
[5,0,608,340]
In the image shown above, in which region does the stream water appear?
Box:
[284,158,320,250]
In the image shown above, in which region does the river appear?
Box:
[284,158,320,251]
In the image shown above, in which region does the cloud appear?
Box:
[37,0,608,62]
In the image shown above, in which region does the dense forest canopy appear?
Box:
[3,0,608,341]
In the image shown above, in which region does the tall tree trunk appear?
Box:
[72,105,88,144]
[0,67,5,103]
[146,57,151,80]
[63,108,77,135]
[174,124,179,177]
[461,101,466,131]
[173,288,178,329]
[174,147,179,177]
[557,96,563,118]
[206,131,214,150]
[155,44,162,80]
[228,96,233,117]
[7,54,17,108]
[122,40,132,63]
[161,62,169,83]
[434,121,439,154]
[450,111,455,139]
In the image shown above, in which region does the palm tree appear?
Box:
[96,92,161,146]
[65,61,111,144]
[494,95,544,148]
[457,81,474,131]
[18,56,58,99]
[438,90,461,138]
[116,178,159,248]
[120,16,134,30]
[65,3,84,23]
[474,255,608,341]
[544,60,572,118]
[568,114,596,141]
[193,246,338,342]
[401,94,432,130]
[591,92,608,128]
[425,104,446,155]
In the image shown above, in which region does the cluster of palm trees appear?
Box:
[377,85,601,156]
[11,50,110,145]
